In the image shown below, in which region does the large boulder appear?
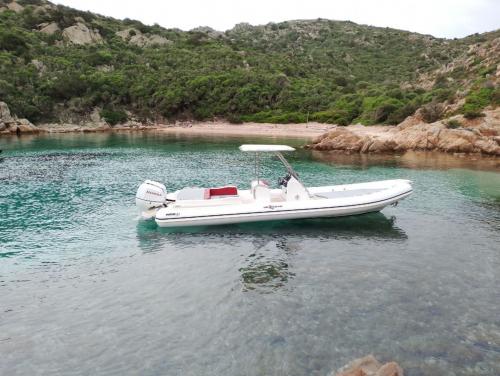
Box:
[38,22,60,35]
[16,118,39,133]
[62,23,102,45]
[116,28,172,47]
[0,101,14,123]
[6,1,23,13]
[310,127,367,152]
[148,34,172,46]
[0,102,41,134]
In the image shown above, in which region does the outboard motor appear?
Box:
[135,180,168,212]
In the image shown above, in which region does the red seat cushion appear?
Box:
[209,186,238,197]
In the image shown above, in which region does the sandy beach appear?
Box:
[154,121,334,139]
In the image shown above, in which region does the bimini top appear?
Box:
[239,144,295,152]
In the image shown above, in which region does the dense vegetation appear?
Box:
[0,0,498,125]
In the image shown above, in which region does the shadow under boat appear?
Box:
[135,211,408,253]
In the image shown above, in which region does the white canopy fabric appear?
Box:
[239,144,295,152]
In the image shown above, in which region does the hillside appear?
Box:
[0,0,498,127]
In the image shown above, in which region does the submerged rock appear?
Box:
[333,355,403,376]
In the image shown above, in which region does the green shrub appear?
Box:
[420,102,444,123]
[0,31,28,55]
[445,119,462,129]
[226,114,243,124]
[461,87,493,117]
[463,110,484,119]
[358,96,403,124]
[386,102,418,124]
[492,88,500,106]
[311,109,351,125]
[100,109,128,125]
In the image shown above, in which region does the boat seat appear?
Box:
[208,186,238,199]
[251,180,271,202]
[176,187,207,200]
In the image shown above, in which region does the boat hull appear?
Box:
[154,179,412,228]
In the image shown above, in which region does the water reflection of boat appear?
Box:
[137,212,406,241]
[136,212,407,292]
[136,213,407,246]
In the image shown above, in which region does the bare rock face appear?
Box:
[0,102,41,134]
[147,34,172,46]
[190,26,224,39]
[0,101,14,124]
[312,128,366,152]
[38,22,60,35]
[6,1,23,13]
[16,118,38,133]
[307,108,500,156]
[116,28,172,47]
[62,23,103,45]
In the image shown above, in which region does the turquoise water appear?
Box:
[1,133,499,376]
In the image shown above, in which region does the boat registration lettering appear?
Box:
[263,205,283,210]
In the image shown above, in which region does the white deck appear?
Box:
[154,179,413,227]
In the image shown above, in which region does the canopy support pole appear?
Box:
[275,152,312,198]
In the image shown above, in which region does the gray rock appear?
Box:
[31,59,47,74]
[116,28,172,47]
[38,22,60,35]
[0,102,13,123]
[62,23,103,45]
[6,1,23,13]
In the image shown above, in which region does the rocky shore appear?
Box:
[2,100,499,156]
[0,102,160,135]
[306,108,500,156]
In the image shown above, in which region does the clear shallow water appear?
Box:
[0,133,499,376]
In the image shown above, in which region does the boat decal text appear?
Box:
[263,205,283,210]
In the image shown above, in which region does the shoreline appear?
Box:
[2,110,499,157]
[23,121,332,140]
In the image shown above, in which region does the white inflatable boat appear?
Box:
[136,145,413,227]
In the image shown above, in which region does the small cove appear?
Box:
[1,132,499,376]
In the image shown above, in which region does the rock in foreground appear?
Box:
[333,355,403,376]
[307,108,500,156]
